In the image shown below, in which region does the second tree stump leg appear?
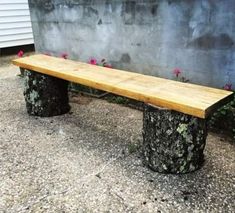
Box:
[143,104,207,174]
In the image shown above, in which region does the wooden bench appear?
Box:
[13,54,233,174]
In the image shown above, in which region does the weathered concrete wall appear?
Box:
[28,0,235,88]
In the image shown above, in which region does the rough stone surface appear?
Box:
[0,59,235,212]
[28,0,235,88]
[24,70,70,117]
[143,105,207,174]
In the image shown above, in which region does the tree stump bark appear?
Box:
[23,70,70,117]
[143,104,207,174]
[20,67,25,77]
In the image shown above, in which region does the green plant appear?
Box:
[106,95,129,105]
[209,90,235,140]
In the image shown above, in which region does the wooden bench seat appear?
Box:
[12,54,233,174]
[13,54,233,119]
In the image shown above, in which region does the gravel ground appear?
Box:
[0,56,234,212]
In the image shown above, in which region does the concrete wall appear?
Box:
[28,0,235,88]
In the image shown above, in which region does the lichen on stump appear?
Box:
[23,69,70,117]
[143,104,207,174]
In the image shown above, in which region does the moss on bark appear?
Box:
[143,104,207,174]
[23,70,70,117]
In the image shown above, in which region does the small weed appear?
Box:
[115,97,129,104]
[106,95,129,105]
[128,143,139,154]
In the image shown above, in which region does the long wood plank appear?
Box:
[12,54,233,118]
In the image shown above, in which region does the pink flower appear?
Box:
[104,64,112,68]
[17,50,24,57]
[223,83,232,91]
[89,58,97,65]
[173,68,182,78]
[60,53,68,59]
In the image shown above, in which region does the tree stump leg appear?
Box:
[20,67,25,77]
[23,69,70,117]
[143,104,207,174]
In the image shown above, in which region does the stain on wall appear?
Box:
[189,34,234,50]
[28,0,235,88]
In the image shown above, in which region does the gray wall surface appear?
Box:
[28,0,235,88]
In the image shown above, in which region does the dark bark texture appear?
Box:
[20,67,25,76]
[143,104,207,174]
[23,70,70,117]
